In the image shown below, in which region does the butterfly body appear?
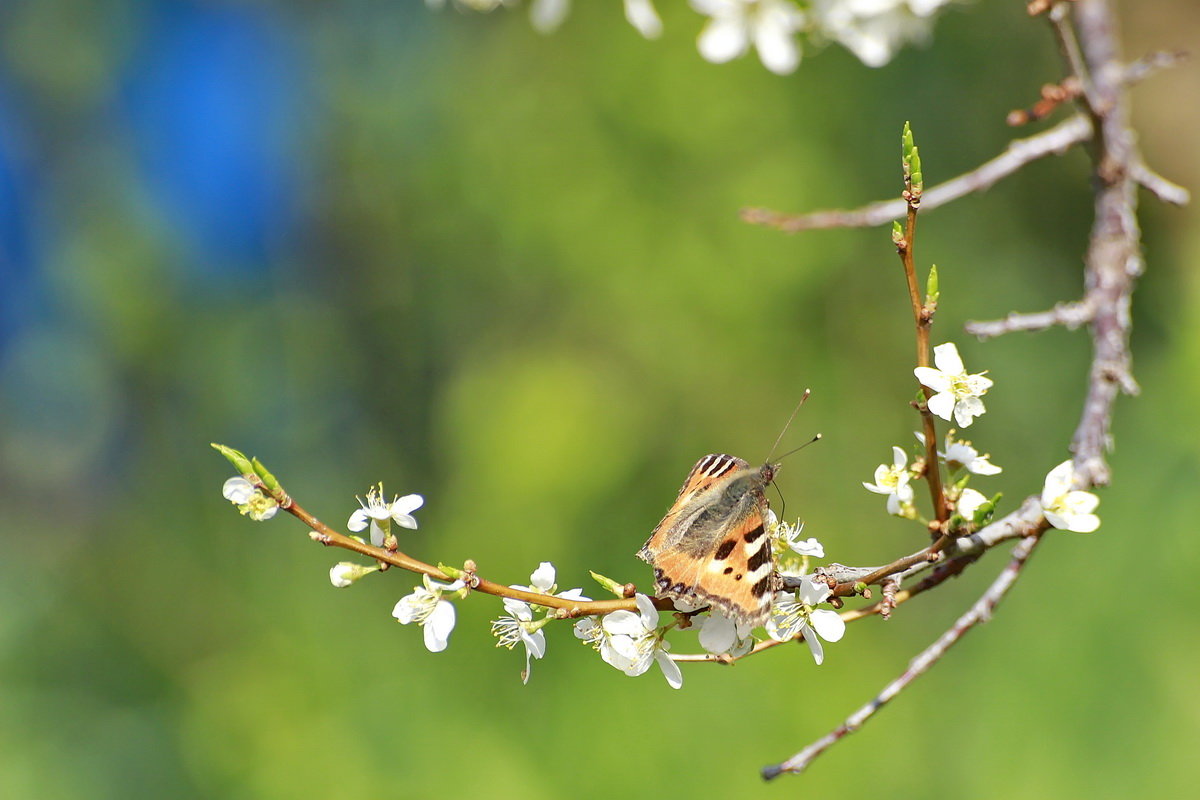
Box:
[638,454,780,628]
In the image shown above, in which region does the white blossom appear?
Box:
[863,446,916,516]
[348,485,423,547]
[914,342,993,428]
[955,487,988,521]
[393,576,464,652]
[329,562,377,588]
[766,576,845,664]
[510,561,590,604]
[767,511,825,558]
[810,0,951,68]
[1040,460,1100,533]
[691,0,807,75]
[575,594,682,688]
[918,430,1002,475]
[491,598,547,684]
[222,476,278,521]
[492,562,589,683]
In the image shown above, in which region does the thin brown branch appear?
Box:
[740,115,1091,232]
[1006,77,1083,126]
[1049,2,1101,115]
[763,534,1045,780]
[896,175,948,524]
[284,496,639,618]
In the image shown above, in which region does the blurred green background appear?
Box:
[1,1,1197,797]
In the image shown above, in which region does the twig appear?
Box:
[740,115,1091,232]
[965,297,1096,339]
[285,496,639,618]
[1122,49,1188,85]
[1049,2,1100,115]
[762,534,1044,780]
[1132,162,1190,206]
[671,498,1048,664]
[895,137,948,526]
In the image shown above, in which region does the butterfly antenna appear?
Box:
[765,389,811,461]
[775,433,822,463]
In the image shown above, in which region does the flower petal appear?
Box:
[423,601,456,652]
[697,18,749,64]
[634,593,660,627]
[602,609,647,636]
[530,0,571,33]
[914,366,951,393]
[926,391,956,422]
[804,627,825,665]
[223,477,253,503]
[1042,460,1075,502]
[655,650,684,689]
[624,0,662,39]
[525,629,547,660]
[753,16,801,75]
[347,508,370,532]
[369,520,386,547]
[698,613,737,654]
[953,396,985,427]
[932,342,965,374]
[529,561,556,592]
[809,609,845,643]
[798,576,831,605]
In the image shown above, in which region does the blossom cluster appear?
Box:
[859,341,1100,534]
[341,490,843,687]
[424,0,956,75]
[217,330,1100,688]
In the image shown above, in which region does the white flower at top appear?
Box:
[863,446,916,516]
[810,0,952,68]
[766,575,845,665]
[393,575,464,652]
[222,476,278,521]
[348,484,423,547]
[914,343,993,428]
[1040,460,1100,533]
[574,594,682,688]
[691,0,807,75]
[529,0,662,37]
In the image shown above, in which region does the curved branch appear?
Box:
[740,115,1091,232]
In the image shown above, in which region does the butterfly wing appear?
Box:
[639,454,778,628]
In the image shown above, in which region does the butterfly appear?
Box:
[637,453,780,629]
